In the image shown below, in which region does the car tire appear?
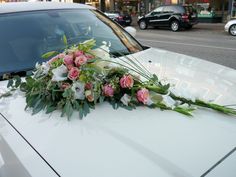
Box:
[229,24,236,36]
[170,20,179,32]
[139,20,147,30]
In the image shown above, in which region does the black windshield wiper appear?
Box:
[109,51,132,57]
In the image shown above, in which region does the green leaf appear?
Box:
[32,98,45,115]
[174,107,194,116]
[73,100,80,110]
[152,74,158,82]
[14,75,21,88]
[162,83,170,91]
[65,101,73,119]
[110,100,119,110]
[41,51,58,59]
[7,79,13,88]
[63,35,68,47]
[46,105,57,114]
[62,89,73,98]
[99,96,105,103]
[0,91,12,99]
[79,105,84,119]
[83,101,90,116]
[20,83,27,92]
[86,58,97,63]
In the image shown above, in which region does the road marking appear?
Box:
[138,38,236,51]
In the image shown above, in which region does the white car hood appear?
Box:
[0,48,236,177]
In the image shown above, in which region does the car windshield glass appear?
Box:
[0,9,143,76]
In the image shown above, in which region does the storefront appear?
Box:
[182,0,228,22]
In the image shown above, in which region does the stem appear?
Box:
[170,93,236,116]
[145,85,168,95]
[0,91,12,98]
[98,59,151,81]
[99,47,152,80]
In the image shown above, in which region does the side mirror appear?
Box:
[124,26,136,37]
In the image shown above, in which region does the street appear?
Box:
[133,23,236,69]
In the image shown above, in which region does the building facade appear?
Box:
[0,0,235,19]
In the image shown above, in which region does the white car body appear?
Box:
[224,19,236,36]
[0,2,236,177]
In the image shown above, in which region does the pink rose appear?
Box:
[103,84,114,97]
[64,55,74,66]
[48,55,59,64]
[85,82,93,90]
[74,50,84,57]
[120,75,134,89]
[66,64,74,70]
[68,67,80,80]
[136,88,150,104]
[58,53,66,59]
[75,55,88,67]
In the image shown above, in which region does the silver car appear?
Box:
[224,19,236,36]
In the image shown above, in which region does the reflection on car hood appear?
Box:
[0,48,236,177]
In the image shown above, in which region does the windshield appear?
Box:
[0,9,143,77]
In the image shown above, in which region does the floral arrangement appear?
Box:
[4,39,236,119]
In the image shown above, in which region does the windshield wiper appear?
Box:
[109,51,132,57]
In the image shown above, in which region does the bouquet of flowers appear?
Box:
[5,39,236,119]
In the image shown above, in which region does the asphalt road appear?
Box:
[134,23,236,69]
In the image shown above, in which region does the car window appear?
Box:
[0,9,143,76]
[174,6,185,13]
[163,6,176,13]
[154,7,164,13]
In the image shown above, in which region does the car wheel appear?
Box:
[229,24,236,36]
[139,20,147,30]
[170,20,179,32]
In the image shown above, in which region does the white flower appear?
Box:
[34,62,50,77]
[162,95,176,108]
[91,41,111,61]
[120,94,131,106]
[41,62,50,75]
[51,65,68,82]
[71,82,85,100]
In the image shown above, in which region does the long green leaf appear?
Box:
[41,51,58,59]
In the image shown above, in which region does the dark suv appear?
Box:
[137,5,198,31]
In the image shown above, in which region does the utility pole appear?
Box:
[221,0,225,22]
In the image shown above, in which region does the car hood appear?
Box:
[1,48,236,177]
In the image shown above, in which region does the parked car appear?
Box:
[104,11,132,26]
[224,19,236,36]
[1,2,236,177]
[138,5,198,31]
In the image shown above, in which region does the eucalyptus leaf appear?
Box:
[7,79,13,88]
[65,101,73,119]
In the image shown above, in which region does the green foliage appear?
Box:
[41,51,58,59]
